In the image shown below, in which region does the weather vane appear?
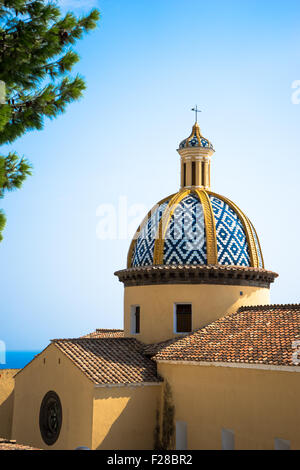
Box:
[191,105,201,123]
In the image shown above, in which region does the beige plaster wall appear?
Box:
[124,284,270,344]
[92,384,161,450]
[158,362,300,450]
[12,344,94,450]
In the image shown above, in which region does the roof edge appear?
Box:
[94,381,163,388]
[155,359,300,372]
[51,337,135,343]
[238,303,300,312]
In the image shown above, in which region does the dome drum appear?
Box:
[178,122,214,190]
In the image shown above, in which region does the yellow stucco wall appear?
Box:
[0,369,19,439]
[158,362,300,450]
[12,344,162,450]
[124,284,270,344]
[92,385,162,450]
[12,344,94,450]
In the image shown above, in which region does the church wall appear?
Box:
[158,362,300,450]
[124,284,270,344]
[12,344,94,450]
[92,384,161,450]
[0,369,19,439]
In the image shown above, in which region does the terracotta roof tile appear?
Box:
[154,304,300,367]
[52,338,161,385]
[81,329,124,339]
[143,338,179,356]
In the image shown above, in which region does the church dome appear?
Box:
[127,117,264,270]
[127,189,264,269]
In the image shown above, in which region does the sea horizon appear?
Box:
[0,350,41,370]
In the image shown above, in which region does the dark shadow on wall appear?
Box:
[0,391,14,439]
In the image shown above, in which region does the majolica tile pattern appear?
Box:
[132,200,170,267]
[52,338,161,385]
[154,305,300,366]
[164,194,207,265]
[209,195,251,267]
[130,191,261,268]
[179,130,214,150]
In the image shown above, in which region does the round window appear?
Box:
[39,391,62,445]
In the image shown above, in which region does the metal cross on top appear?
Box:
[191,105,202,123]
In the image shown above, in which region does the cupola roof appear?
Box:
[178,121,214,151]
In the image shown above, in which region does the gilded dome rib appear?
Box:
[208,191,260,268]
[187,122,202,143]
[247,217,265,269]
[153,190,191,265]
[195,189,218,265]
[127,194,175,268]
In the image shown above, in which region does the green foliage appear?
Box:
[0,209,6,241]
[0,152,32,196]
[0,0,100,241]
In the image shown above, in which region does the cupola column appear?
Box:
[178,122,215,190]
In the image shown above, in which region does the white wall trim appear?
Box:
[156,360,300,373]
[94,382,162,389]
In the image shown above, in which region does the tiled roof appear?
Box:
[81,329,124,339]
[154,304,300,367]
[0,438,40,450]
[143,338,177,357]
[52,338,161,385]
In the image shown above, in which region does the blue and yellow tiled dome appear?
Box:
[127,120,264,270]
[127,190,264,269]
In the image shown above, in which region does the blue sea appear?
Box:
[0,350,41,369]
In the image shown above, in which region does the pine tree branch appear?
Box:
[0,209,6,242]
[0,1,100,242]
[0,152,32,197]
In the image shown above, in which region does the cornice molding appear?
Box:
[115,264,278,288]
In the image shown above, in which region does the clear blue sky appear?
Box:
[1,0,300,350]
